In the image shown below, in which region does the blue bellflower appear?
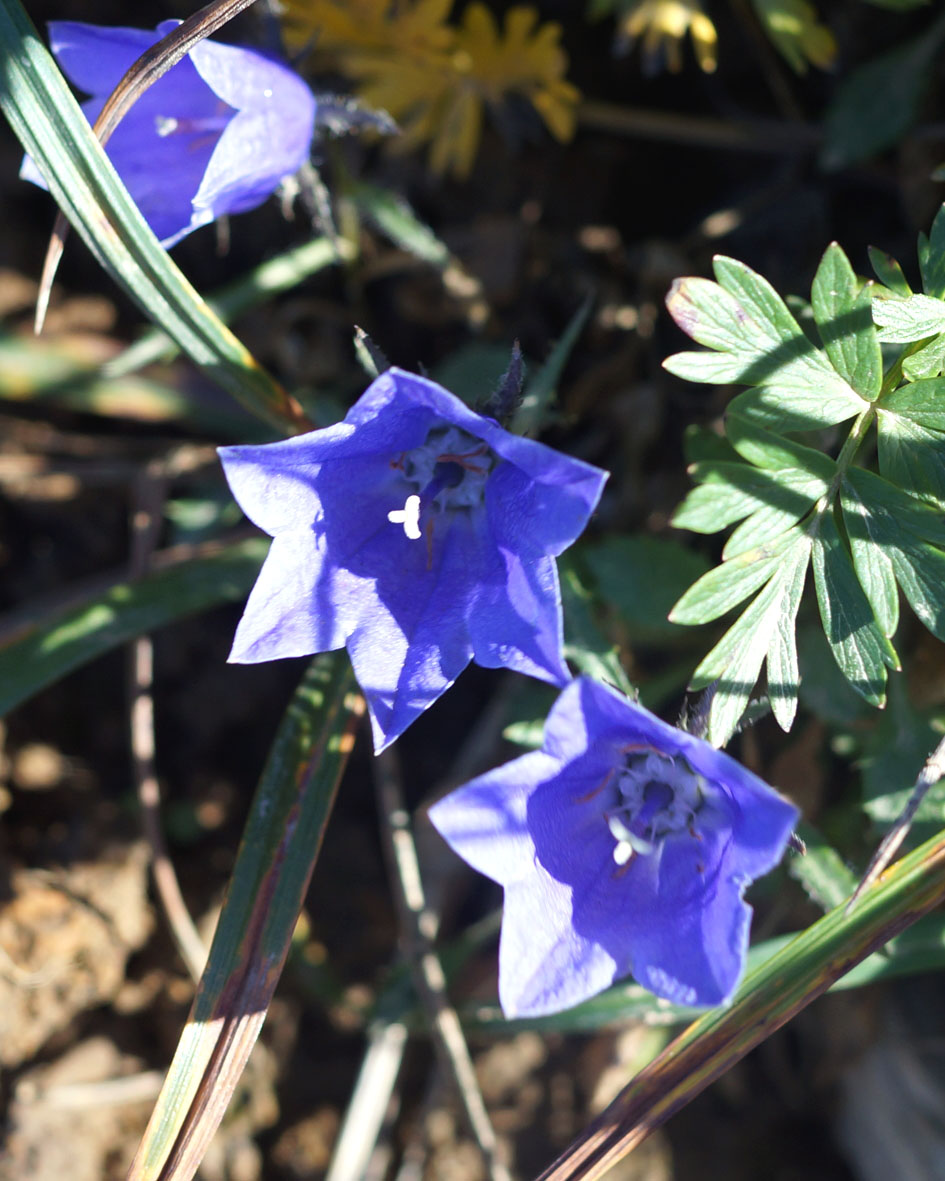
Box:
[22,21,316,247]
[219,369,608,751]
[429,678,799,1016]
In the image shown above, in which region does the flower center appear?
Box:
[605,750,704,865]
[386,426,495,541]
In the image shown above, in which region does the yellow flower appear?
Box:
[750,0,836,74]
[620,0,718,74]
[280,0,579,178]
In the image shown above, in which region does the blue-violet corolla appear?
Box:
[429,677,799,1015]
[22,21,316,247]
[219,368,608,751]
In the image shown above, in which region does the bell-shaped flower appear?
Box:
[21,20,317,247]
[429,677,799,1016]
[219,368,608,751]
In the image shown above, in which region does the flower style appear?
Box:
[618,0,718,74]
[21,21,317,248]
[429,678,798,1016]
[219,369,607,751]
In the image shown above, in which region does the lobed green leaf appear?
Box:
[811,511,896,706]
[811,242,882,400]
[872,292,945,342]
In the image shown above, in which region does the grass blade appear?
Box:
[127,654,362,1181]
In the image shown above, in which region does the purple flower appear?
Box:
[21,21,316,247]
[429,678,798,1016]
[219,368,607,751]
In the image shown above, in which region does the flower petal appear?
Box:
[346,510,481,749]
[229,528,347,662]
[47,21,162,96]
[468,547,570,686]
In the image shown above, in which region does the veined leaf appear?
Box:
[841,468,945,643]
[902,334,945,380]
[811,511,896,706]
[664,255,867,428]
[841,482,900,638]
[844,466,945,546]
[876,409,945,502]
[672,461,825,536]
[689,531,811,745]
[880,378,945,430]
[872,292,945,342]
[670,530,798,626]
[811,242,882,400]
[725,413,838,480]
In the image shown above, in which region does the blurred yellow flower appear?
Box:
[750,0,836,74]
[620,0,718,74]
[280,0,579,179]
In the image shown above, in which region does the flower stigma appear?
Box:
[604,749,705,867]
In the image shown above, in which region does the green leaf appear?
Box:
[559,557,635,696]
[513,296,593,436]
[0,0,299,432]
[670,533,793,626]
[903,334,945,379]
[841,483,900,638]
[860,678,945,846]
[664,257,866,428]
[127,655,361,1181]
[811,511,896,704]
[350,180,450,267]
[725,412,838,480]
[868,245,913,297]
[840,468,945,642]
[844,465,945,546]
[880,378,945,430]
[876,409,945,502]
[726,383,864,432]
[672,461,825,536]
[689,532,811,744]
[583,535,710,642]
[821,18,945,169]
[789,823,858,912]
[872,292,945,342]
[811,242,882,399]
[920,201,945,299]
[0,538,268,715]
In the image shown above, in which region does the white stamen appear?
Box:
[613,841,634,866]
[155,116,179,137]
[388,494,422,540]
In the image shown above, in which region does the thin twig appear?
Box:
[847,732,945,913]
[128,461,207,981]
[373,746,513,1181]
